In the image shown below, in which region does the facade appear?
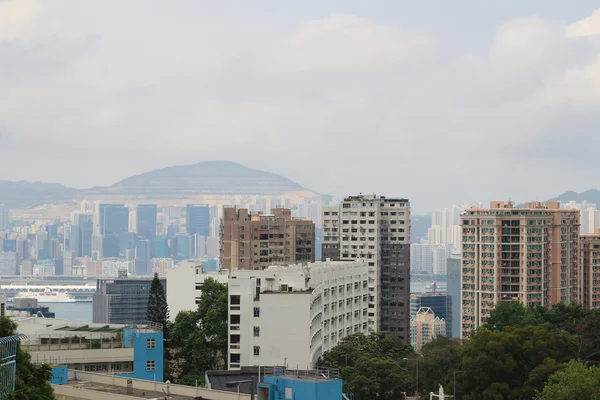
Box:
[320,195,411,341]
[227,260,369,370]
[101,204,129,237]
[186,204,210,236]
[0,251,17,275]
[93,277,166,324]
[75,213,94,257]
[0,204,8,231]
[581,231,600,308]
[321,206,340,261]
[410,292,452,337]
[446,252,461,338]
[136,204,157,254]
[166,261,228,320]
[134,239,152,275]
[258,369,343,400]
[461,201,580,338]
[410,307,446,352]
[220,207,315,271]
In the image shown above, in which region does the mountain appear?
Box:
[1,161,321,208]
[80,161,315,201]
[0,181,77,208]
[548,189,600,204]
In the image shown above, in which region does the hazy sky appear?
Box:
[1,1,599,213]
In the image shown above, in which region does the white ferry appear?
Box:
[15,287,76,303]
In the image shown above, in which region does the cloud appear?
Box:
[0,0,41,40]
[1,3,600,212]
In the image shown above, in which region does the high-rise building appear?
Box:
[410,307,446,352]
[93,276,166,324]
[410,244,434,274]
[580,230,600,309]
[75,213,94,257]
[321,206,340,261]
[321,195,411,342]
[461,201,580,338]
[0,204,9,231]
[102,205,129,237]
[0,252,17,275]
[186,205,210,236]
[227,260,370,370]
[220,207,315,271]
[135,239,152,276]
[446,251,461,338]
[137,204,157,256]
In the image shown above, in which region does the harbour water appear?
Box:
[48,302,93,323]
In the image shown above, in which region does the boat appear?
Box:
[14,287,76,303]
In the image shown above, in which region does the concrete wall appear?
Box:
[56,370,251,400]
[260,293,311,369]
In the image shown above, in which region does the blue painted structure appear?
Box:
[117,328,163,382]
[258,375,343,400]
[0,334,26,397]
[50,365,68,384]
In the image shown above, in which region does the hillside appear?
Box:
[0,181,77,208]
[81,161,312,200]
[548,189,600,205]
[1,161,322,208]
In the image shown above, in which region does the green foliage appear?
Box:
[482,301,531,332]
[169,278,228,382]
[0,316,54,399]
[417,336,463,395]
[343,357,414,400]
[178,374,206,387]
[317,332,415,397]
[458,325,573,400]
[146,272,169,327]
[536,360,600,400]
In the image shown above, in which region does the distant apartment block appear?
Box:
[227,260,370,370]
[461,201,580,338]
[220,207,315,271]
[410,292,452,337]
[320,195,411,342]
[186,205,210,236]
[321,206,340,261]
[410,307,446,352]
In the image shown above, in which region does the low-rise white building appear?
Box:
[166,260,228,320]
[227,259,370,370]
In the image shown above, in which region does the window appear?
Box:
[146,338,156,349]
[285,387,293,399]
[254,346,260,356]
[254,326,260,337]
[146,360,156,371]
[254,307,260,317]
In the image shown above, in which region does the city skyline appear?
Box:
[1,1,600,212]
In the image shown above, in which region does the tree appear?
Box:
[417,336,464,395]
[482,301,531,332]
[147,272,169,327]
[317,332,414,370]
[0,316,54,399]
[169,278,228,383]
[343,357,414,400]
[536,360,600,400]
[457,325,574,400]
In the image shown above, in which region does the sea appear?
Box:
[49,302,93,323]
[44,282,438,324]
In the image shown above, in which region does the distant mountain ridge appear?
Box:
[0,161,322,208]
[548,189,600,205]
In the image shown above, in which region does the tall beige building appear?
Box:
[321,195,411,342]
[581,230,600,309]
[461,201,580,338]
[220,207,315,271]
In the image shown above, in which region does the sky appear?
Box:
[1,1,599,213]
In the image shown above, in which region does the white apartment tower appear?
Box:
[227,260,370,370]
[320,195,411,342]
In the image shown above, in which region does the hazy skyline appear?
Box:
[1,1,599,213]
